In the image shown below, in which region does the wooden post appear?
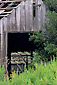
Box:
[1,18,4,65]
[5,17,8,72]
[5,32,8,72]
[0,19,2,65]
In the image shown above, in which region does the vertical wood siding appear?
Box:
[0,0,47,68]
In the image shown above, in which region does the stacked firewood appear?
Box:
[11,52,31,64]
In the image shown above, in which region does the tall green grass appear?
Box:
[0,58,57,85]
[0,65,5,82]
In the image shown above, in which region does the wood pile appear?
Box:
[11,51,31,72]
[11,51,31,64]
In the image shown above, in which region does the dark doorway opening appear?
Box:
[7,32,35,76]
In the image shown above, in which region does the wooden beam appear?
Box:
[0,10,5,14]
[0,5,19,10]
[6,2,14,8]
[0,0,23,3]
[0,3,4,8]
[0,8,12,10]
[0,14,9,17]
[2,11,12,14]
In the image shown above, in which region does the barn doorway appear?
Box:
[7,32,35,76]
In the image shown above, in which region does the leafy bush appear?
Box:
[29,0,57,63]
[45,11,57,41]
[29,30,57,63]
[1,59,57,85]
[42,0,57,12]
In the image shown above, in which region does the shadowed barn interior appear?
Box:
[7,32,35,76]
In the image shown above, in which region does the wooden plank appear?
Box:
[2,11,13,14]
[7,14,10,32]
[0,0,23,3]
[36,0,42,31]
[3,33,6,66]
[3,17,7,32]
[0,6,18,10]
[41,1,46,32]
[7,9,16,32]
[0,35,1,64]
[20,1,25,32]
[0,19,1,34]
[1,18,4,65]
[0,3,4,8]
[0,8,12,10]
[0,19,2,64]
[25,0,29,31]
[6,2,14,8]
[4,17,8,72]
[8,10,13,32]
[29,0,33,31]
[12,9,16,32]
[0,14,9,17]
[2,18,6,64]
[16,4,21,31]
[0,10,5,14]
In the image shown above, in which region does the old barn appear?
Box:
[0,0,47,75]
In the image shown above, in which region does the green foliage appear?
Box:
[0,65,5,81]
[43,0,57,12]
[29,31,45,50]
[29,31,48,63]
[45,11,57,42]
[1,60,57,85]
[29,31,57,63]
[45,43,57,54]
[29,0,57,63]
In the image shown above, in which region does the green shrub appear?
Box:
[29,6,57,63]
[42,0,57,12]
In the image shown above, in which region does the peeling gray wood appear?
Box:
[12,9,16,32]
[41,1,46,32]
[29,0,33,31]
[10,13,13,32]
[1,18,4,65]
[20,1,25,32]
[36,0,42,31]
[25,0,29,31]
[7,14,10,32]
[0,35,1,64]
[0,20,1,34]
[16,4,21,32]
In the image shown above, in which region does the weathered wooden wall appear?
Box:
[35,0,46,32]
[0,0,33,33]
[0,0,47,72]
[0,0,33,71]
